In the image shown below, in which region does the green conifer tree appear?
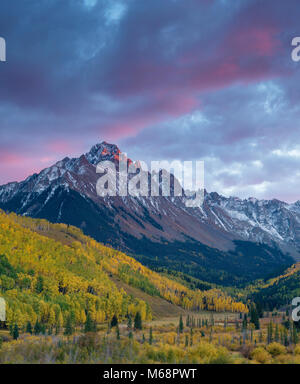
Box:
[179,315,184,334]
[127,315,132,330]
[275,324,279,342]
[149,327,153,345]
[84,312,94,333]
[34,320,41,335]
[134,311,142,330]
[111,314,118,328]
[64,314,74,336]
[26,321,32,334]
[12,324,19,340]
[185,335,189,347]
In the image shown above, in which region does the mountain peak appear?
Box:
[85,141,121,165]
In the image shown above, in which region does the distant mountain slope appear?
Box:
[250,263,300,311]
[202,193,300,260]
[0,210,248,330]
[0,142,296,286]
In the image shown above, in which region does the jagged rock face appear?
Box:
[0,141,300,259]
[199,193,300,257]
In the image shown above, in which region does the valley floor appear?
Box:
[0,310,299,364]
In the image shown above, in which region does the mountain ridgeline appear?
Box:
[0,142,296,287]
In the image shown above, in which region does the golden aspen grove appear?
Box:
[0,209,247,333]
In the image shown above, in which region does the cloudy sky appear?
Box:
[1,0,300,202]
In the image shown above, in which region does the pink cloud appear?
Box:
[0,152,24,165]
[0,150,43,184]
[99,92,199,140]
[227,26,280,57]
[46,140,80,154]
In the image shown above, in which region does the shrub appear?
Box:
[274,354,292,364]
[266,342,286,357]
[190,342,231,364]
[239,344,254,359]
[294,345,300,355]
[251,347,271,364]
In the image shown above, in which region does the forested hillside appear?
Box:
[250,264,300,311]
[0,210,247,331]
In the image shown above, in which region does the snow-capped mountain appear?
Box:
[0,141,299,257]
[0,141,297,286]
